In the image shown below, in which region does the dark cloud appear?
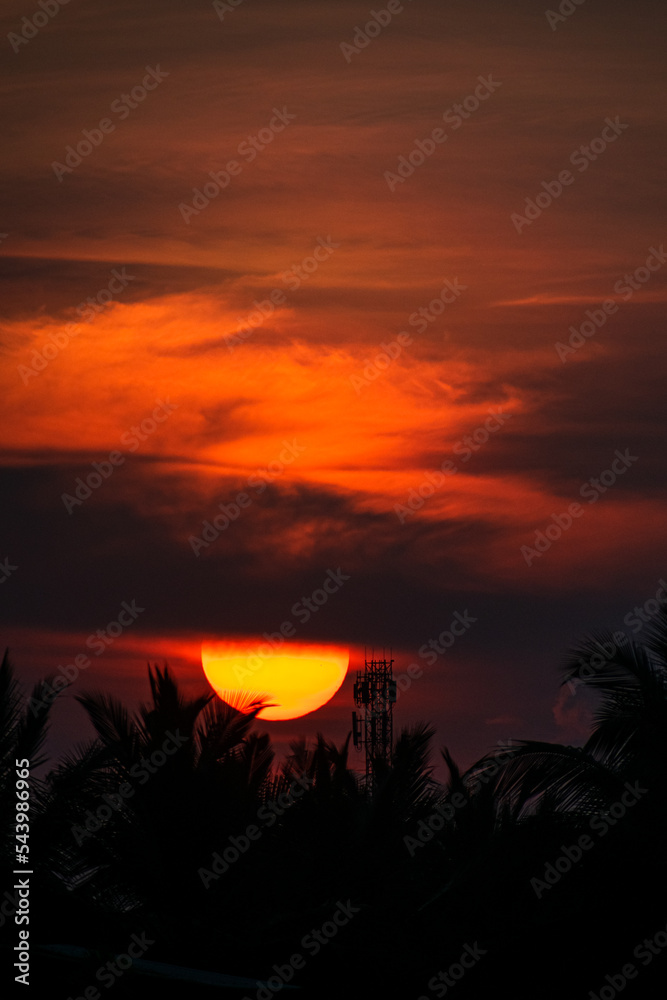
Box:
[1,0,665,774]
[0,255,239,319]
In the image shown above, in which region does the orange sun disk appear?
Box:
[201,639,350,720]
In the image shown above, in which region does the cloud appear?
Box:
[2,0,666,770]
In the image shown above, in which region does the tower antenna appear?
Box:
[352,650,397,790]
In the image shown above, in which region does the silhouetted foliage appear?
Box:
[2,615,667,998]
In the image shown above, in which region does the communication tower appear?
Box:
[352,652,397,786]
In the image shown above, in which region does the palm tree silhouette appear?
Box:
[0,649,55,867]
[6,625,667,999]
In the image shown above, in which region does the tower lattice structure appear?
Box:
[352,654,397,786]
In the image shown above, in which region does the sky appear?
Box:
[1,0,666,774]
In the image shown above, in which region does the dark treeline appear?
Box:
[2,612,667,999]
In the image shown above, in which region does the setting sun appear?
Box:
[201,640,350,720]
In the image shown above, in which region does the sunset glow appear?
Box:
[3,2,665,993]
[201,640,349,720]
[2,0,666,786]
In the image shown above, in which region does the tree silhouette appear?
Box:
[3,624,667,999]
[0,649,55,867]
